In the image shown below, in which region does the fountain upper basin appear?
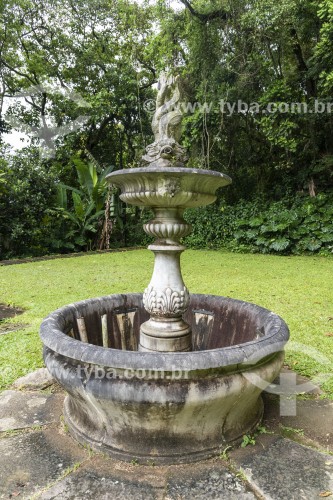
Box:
[106,165,232,208]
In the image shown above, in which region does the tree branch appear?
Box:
[137,58,156,79]
[290,28,316,96]
[290,28,308,73]
[1,60,38,86]
[179,0,229,22]
[87,115,115,151]
[136,58,156,90]
[139,79,156,90]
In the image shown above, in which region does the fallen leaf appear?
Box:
[11,492,21,497]
[329,317,333,321]
[324,333,333,337]
[325,461,333,466]
[319,492,332,497]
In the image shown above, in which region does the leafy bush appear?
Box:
[233,194,333,255]
[183,201,263,250]
[0,149,59,259]
[0,150,118,259]
[184,194,333,256]
[1,142,331,259]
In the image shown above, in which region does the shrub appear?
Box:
[184,194,333,256]
[0,149,58,259]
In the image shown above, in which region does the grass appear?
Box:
[0,249,332,396]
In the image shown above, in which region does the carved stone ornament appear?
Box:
[142,72,188,166]
[143,222,191,241]
[142,139,188,167]
[143,285,190,317]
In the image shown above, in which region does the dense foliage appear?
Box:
[184,193,333,255]
[0,0,332,259]
[0,146,57,258]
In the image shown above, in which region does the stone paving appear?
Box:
[0,370,332,500]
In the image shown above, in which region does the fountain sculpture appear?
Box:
[40,73,289,464]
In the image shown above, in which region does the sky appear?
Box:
[2,99,29,151]
[134,0,183,10]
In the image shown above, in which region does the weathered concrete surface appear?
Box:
[0,390,63,431]
[278,366,323,395]
[279,399,333,451]
[0,427,88,499]
[12,368,55,390]
[166,463,255,499]
[263,392,333,452]
[39,457,256,500]
[231,435,333,500]
[39,455,166,500]
[40,469,163,500]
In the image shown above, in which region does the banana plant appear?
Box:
[55,156,115,249]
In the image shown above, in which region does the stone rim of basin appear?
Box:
[40,293,289,372]
[106,166,232,208]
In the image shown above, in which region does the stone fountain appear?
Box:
[40,73,289,464]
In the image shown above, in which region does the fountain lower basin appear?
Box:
[40,292,288,464]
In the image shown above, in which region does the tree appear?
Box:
[0,0,157,166]
[0,0,332,258]
[157,0,333,198]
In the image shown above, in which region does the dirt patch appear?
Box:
[0,305,26,335]
[0,323,28,335]
[0,304,24,321]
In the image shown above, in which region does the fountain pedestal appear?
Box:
[140,207,191,352]
[140,245,191,352]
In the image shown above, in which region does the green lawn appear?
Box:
[0,249,332,396]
